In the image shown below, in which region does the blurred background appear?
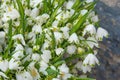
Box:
[89,0,120,80]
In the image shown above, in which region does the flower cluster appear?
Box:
[0,0,108,80]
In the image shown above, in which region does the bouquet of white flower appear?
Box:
[0,0,108,80]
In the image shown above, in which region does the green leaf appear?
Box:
[46,68,58,76]
[45,6,59,27]
[16,0,25,34]
[70,12,89,34]
[65,54,84,63]
[8,20,12,42]
[50,30,56,57]
[72,0,81,9]
[4,20,12,59]
[26,0,30,8]
[54,60,65,67]
[45,68,58,80]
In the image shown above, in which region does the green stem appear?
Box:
[16,0,25,35]
[4,20,12,59]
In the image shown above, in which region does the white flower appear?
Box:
[75,61,91,73]
[12,34,26,45]
[30,0,42,7]
[91,15,99,23]
[86,37,98,48]
[39,60,48,75]
[42,13,50,20]
[83,54,99,66]
[25,47,33,54]
[50,65,56,71]
[12,51,24,60]
[41,41,50,50]
[56,13,62,21]
[30,7,39,18]
[52,78,60,80]
[54,32,63,44]
[0,31,6,45]
[83,24,96,36]
[52,20,59,27]
[9,58,21,70]
[60,26,70,39]
[14,44,24,52]
[32,24,42,34]
[2,8,20,22]
[86,0,94,3]
[27,32,36,44]
[58,63,72,80]
[63,11,71,19]
[0,72,8,78]
[0,60,9,72]
[70,9,75,16]
[81,9,88,16]
[16,71,33,80]
[25,9,31,16]
[68,33,79,44]
[96,27,108,41]
[44,30,52,41]
[28,62,41,80]
[55,48,64,55]
[35,13,49,25]
[66,1,74,9]
[35,16,44,25]
[67,45,77,54]
[81,65,92,73]
[41,50,51,63]
[32,53,41,61]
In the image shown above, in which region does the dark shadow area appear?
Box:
[89,1,120,80]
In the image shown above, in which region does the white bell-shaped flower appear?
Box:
[55,48,64,55]
[83,24,96,36]
[12,51,24,60]
[68,33,79,44]
[58,63,72,80]
[91,15,99,23]
[2,8,20,22]
[81,9,88,16]
[32,25,42,34]
[83,53,99,66]
[86,37,98,48]
[60,26,70,39]
[41,50,51,63]
[66,1,74,9]
[0,31,6,45]
[30,0,42,7]
[39,60,48,75]
[0,72,8,79]
[12,34,26,45]
[28,62,41,80]
[67,45,77,54]
[14,44,24,52]
[96,27,108,41]
[16,71,33,80]
[75,61,91,73]
[31,53,41,61]
[86,0,94,3]
[0,60,9,72]
[30,7,39,18]
[9,58,21,70]
[54,32,63,44]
